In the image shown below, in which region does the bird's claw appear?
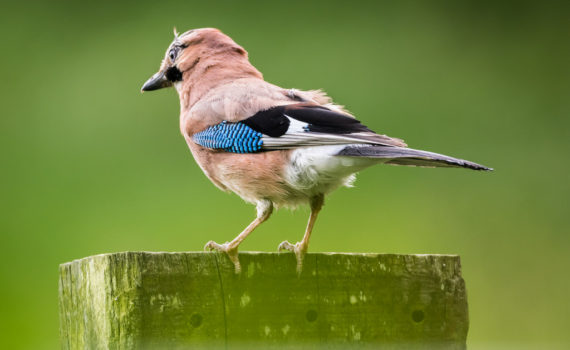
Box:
[277,240,307,273]
[204,240,241,273]
[204,240,226,251]
[277,240,296,252]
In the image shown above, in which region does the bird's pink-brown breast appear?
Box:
[185,140,302,206]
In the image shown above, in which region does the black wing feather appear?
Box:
[242,103,372,136]
[241,107,290,137]
[283,104,373,134]
[241,103,406,148]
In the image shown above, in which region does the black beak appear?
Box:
[141,71,172,92]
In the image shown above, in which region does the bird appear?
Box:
[141,28,491,273]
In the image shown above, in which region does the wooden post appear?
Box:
[59,252,468,349]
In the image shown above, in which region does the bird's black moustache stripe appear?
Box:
[165,66,183,82]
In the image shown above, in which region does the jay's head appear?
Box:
[141,28,254,92]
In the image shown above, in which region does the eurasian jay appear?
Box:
[141,28,491,272]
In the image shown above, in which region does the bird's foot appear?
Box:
[204,240,241,273]
[278,240,307,273]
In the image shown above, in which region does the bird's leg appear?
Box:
[205,200,273,273]
[278,194,324,273]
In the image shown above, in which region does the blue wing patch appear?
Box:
[193,121,264,153]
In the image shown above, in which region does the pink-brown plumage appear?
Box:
[174,30,359,209]
[141,28,491,272]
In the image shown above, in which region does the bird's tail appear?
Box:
[337,145,492,171]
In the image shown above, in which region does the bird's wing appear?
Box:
[192,103,406,153]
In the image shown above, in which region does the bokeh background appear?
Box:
[1,0,568,349]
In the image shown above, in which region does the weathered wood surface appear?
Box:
[59,252,468,349]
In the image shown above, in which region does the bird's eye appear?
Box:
[169,46,182,61]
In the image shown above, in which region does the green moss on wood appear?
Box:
[59,252,468,349]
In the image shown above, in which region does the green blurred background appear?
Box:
[1,0,568,348]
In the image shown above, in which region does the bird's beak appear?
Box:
[141,70,172,92]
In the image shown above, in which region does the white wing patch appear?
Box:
[285,115,307,133]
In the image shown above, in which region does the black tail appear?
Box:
[337,145,492,171]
